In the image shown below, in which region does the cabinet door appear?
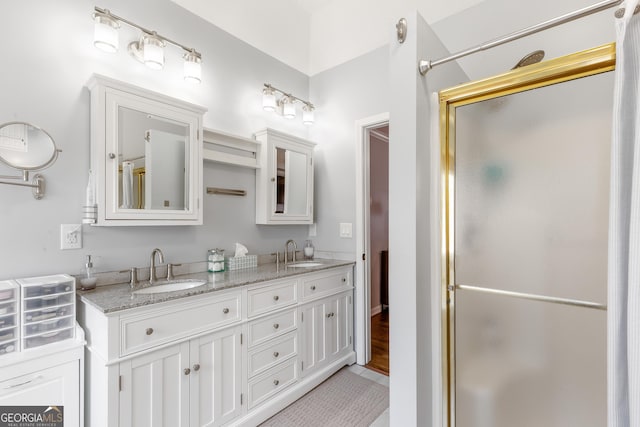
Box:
[331,293,353,361]
[0,360,80,427]
[189,326,242,427]
[300,300,328,376]
[119,342,190,427]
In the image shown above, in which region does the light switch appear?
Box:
[339,222,352,238]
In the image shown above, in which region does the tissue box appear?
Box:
[225,255,258,271]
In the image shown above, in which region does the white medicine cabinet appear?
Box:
[87,75,207,226]
[254,129,315,224]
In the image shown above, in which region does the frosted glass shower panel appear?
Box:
[454,72,613,303]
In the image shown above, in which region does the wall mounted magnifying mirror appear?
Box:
[88,74,206,226]
[0,122,61,199]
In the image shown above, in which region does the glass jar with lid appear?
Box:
[207,249,225,272]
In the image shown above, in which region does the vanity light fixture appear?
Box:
[92,6,202,83]
[262,83,315,125]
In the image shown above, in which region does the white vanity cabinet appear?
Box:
[118,326,242,427]
[78,264,356,427]
[254,129,315,224]
[87,75,207,226]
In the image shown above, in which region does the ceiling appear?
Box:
[171,0,617,79]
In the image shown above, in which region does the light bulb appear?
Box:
[303,104,315,125]
[283,97,296,119]
[183,50,202,83]
[93,11,119,53]
[263,86,276,112]
[142,32,164,70]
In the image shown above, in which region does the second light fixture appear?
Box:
[262,84,315,125]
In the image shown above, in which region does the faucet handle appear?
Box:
[167,263,182,281]
[120,267,138,289]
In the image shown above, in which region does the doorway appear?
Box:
[355,113,390,374]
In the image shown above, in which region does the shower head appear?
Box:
[512,50,545,69]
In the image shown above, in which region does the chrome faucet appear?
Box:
[285,240,297,265]
[149,248,165,284]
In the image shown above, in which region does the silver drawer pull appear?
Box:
[184,368,191,375]
[273,379,280,386]
[193,364,200,372]
[273,323,279,329]
[273,351,279,358]
[311,285,316,290]
[273,295,279,301]
[223,308,229,314]
[4,376,41,389]
[146,328,154,335]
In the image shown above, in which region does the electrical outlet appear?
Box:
[60,224,82,250]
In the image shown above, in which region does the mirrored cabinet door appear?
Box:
[255,129,315,224]
[88,75,206,225]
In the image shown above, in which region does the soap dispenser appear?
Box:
[80,255,97,290]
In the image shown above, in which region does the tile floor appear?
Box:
[347,364,390,427]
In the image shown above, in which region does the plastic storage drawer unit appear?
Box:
[18,274,75,351]
[0,281,19,355]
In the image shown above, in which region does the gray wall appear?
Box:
[0,0,314,278]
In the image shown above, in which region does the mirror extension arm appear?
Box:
[0,170,46,200]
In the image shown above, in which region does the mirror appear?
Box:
[0,122,59,171]
[117,107,189,211]
[275,147,308,215]
[88,74,206,225]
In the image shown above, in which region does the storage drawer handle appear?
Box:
[184,368,191,375]
[273,379,280,386]
[273,323,279,329]
[223,308,229,314]
[193,364,200,372]
[273,295,279,301]
[3,376,42,389]
[273,351,279,358]
[146,328,154,335]
[310,285,316,291]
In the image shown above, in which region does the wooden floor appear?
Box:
[366,309,389,375]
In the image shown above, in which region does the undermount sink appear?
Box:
[132,279,207,295]
[286,262,323,268]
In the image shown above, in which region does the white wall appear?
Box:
[0,0,314,278]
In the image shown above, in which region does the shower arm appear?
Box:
[419,0,627,75]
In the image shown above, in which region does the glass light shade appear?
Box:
[263,88,276,112]
[183,51,202,84]
[283,97,296,119]
[142,33,165,70]
[303,105,315,125]
[93,13,119,53]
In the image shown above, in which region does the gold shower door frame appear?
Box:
[437,43,616,427]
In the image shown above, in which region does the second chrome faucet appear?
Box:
[149,248,165,284]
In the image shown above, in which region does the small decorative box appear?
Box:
[225,255,258,271]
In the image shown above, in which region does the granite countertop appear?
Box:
[77,259,354,314]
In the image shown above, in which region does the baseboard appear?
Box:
[231,351,357,427]
[371,305,382,316]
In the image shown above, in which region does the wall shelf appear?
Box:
[203,128,260,169]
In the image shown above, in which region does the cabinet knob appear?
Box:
[326,313,332,318]
[311,285,316,291]
[273,379,280,386]
[109,152,116,159]
[332,312,335,317]
[273,295,279,301]
[184,368,191,375]
[342,277,347,283]
[146,328,154,335]
[223,308,229,314]
[193,364,200,372]
[273,323,279,329]
[273,351,279,358]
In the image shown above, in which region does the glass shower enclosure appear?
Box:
[438,44,615,427]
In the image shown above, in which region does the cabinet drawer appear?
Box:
[248,331,297,378]
[248,357,298,409]
[247,308,297,348]
[301,270,351,301]
[247,280,297,318]
[120,292,241,356]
